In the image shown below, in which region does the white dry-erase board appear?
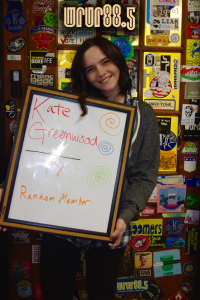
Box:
[0,85,135,241]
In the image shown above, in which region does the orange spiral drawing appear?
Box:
[99,113,122,136]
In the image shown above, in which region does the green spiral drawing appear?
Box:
[87,166,112,190]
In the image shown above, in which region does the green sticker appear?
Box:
[44,13,57,27]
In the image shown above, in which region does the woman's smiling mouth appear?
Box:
[99,76,112,84]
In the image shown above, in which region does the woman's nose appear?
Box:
[97,66,105,77]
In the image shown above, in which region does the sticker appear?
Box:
[158,175,186,185]
[166,238,185,247]
[186,39,200,65]
[160,131,177,151]
[148,185,158,202]
[30,25,57,35]
[184,157,197,172]
[111,37,134,61]
[5,100,17,119]
[148,236,166,248]
[173,58,179,90]
[184,82,200,99]
[32,0,54,13]
[134,252,152,269]
[153,249,181,278]
[35,233,43,240]
[189,99,200,105]
[184,209,199,225]
[183,262,196,275]
[7,54,21,61]
[145,53,155,67]
[115,279,150,293]
[30,50,48,70]
[32,245,41,263]
[44,12,57,27]
[187,177,200,188]
[182,141,199,154]
[132,219,163,236]
[7,36,26,53]
[4,11,26,33]
[132,235,150,251]
[183,124,200,142]
[185,192,200,209]
[179,278,195,294]
[158,184,186,213]
[30,74,55,87]
[159,151,176,171]
[10,260,30,278]
[11,230,30,243]
[118,237,137,278]
[188,11,200,25]
[35,282,43,300]
[35,16,44,26]
[165,219,184,237]
[146,35,170,46]
[162,213,186,218]
[161,55,170,73]
[157,118,171,133]
[150,72,172,98]
[6,0,23,13]
[181,65,200,82]
[188,0,200,12]
[150,18,179,31]
[10,119,19,134]
[58,26,95,45]
[32,32,54,50]
[141,205,155,217]
[185,228,198,255]
[43,56,56,66]
[169,291,188,300]
[188,24,200,39]
[143,89,152,98]
[145,99,175,110]
[154,0,179,4]
[170,33,180,43]
[138,279,165,300]
[140,269,151,277]
[17,280,32,297]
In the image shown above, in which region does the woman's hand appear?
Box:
[109,218,126,247]
[0,188,7,232]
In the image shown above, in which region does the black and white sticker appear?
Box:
[7,37,26,53]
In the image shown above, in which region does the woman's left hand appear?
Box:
[109,218,126,247]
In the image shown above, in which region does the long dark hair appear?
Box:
[70,36,132,116]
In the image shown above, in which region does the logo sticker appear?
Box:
[7,36,26,53]
[35,16,44,26]
[150,72,172,98]
[160,131,177,151]
[30,74,55,87]
[165,219,184,237]
[183,262,196,275]
[10,119,19,134]
[169,291,188,300]
[17,280,32,297]
[4,11,26,33]
[140,269,151,277]
[10,260,30,278]
[188,24,200,39]
[179,278,195,294]
[116,279,150,293]
[30,26,57,35]
[32,0,54,13]
[29,50,48,70]
[32,32,54,50]
[44,12,57,27]
[5,100,17,119]
[182,141,199,154]
[132,235,150,251]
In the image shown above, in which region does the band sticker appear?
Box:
[35,16,44,26]
[132,219,163,236]
[145,99,175,110]
[12,230,30,243]
[160,131,177,151]
[134,252,152,270]
[4,11,26,33]
[183,262,196,275]
[188,24,200,39]
[150,18,179,31]
[6,0,23,13]
[166,238,185,247]
[32,0,54,13]
[44,12,57,27]
[10,260,30,278]
[145,53,155,67]
[169,291,188,300]
[30,50,48,70]
[165,219,184,237]
[141,205,155,217]
[179,278,195,294]
[138,279,165,300]
[184,209,200,225]
[185,192,200,209]
[148,236,166,248]
[173,58,179,89]
[32,245,41,263]
[181,65,200,82]
[17,280,32,297]
[30,25,57,35]
[153,249,181,278]
[30,74,55,87]
[185,227,198,255]
[188,11,200,25]
[32,32,54,50]
[183,124,200,141]
[7,37,26,53]
[157,118,171,133]
[186,39,200,65]
[158,184,186,213]
[115,279,150,293]
[139,269,151,277]
[5,99,17,119]
[43,56,56,66]
[132,235,150,251]
[184,157,197,173]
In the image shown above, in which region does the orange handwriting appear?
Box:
[42,159,65,176]
[58,193,91,205]
[20,185,55,202]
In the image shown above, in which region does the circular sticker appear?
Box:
[188,12,200,25]
[10,119,19,134]
[183,262,196,275]
[150,73,172,98]
[165,219,184,238]
[4,11,26,33]
[5,100,17,119]
[160,131,177,151]
[44,12,57,27]
[188,24,200,39]
[144,89,152,98]
[170,33,180,43]
[132,235,149,251]
[7,37,26,53]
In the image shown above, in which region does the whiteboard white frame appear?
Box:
[0,85,135,241]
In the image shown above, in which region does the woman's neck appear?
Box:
[103,89,125,104]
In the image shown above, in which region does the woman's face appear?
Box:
[82,45,120,100]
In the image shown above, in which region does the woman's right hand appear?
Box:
[0,188,7,232]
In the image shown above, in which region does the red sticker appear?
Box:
[32,32,54,50]
[169,291,188,300]
[132,235,150,251]
[188,24,200,39]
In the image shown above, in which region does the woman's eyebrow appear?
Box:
[84,57,109,71]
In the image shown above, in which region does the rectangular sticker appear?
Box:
[140,269,151,277]
[185,192,200,209]
[32,245,41,263]
[166,238,185,247]
[7,55,21,61]
[116,279,150,293]
[10,260,30,279]
[185,227,198,255]
[162,213,186,218]
[145,99,175,110]
[29,74,55,87]
[148,236,166,248]
[132,219,163,236]
[11,230,30,243]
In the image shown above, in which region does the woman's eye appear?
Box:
[87,67,94,73]
[103,59,110,64]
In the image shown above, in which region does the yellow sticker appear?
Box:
[146,35,170,46]
[132,219,163,236]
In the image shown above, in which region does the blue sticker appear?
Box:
[4,11,26,33]
[111,37,133,61]
[183,262,196,275]
[6,0,22,13]
[10,119,19,134]
[17,280,32,297]
[165,219,184,238]
[146,0,151,24]
[30,26,57,35]
[166,238,185,247]
[116,279,150,293]
[160,131,177,151]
